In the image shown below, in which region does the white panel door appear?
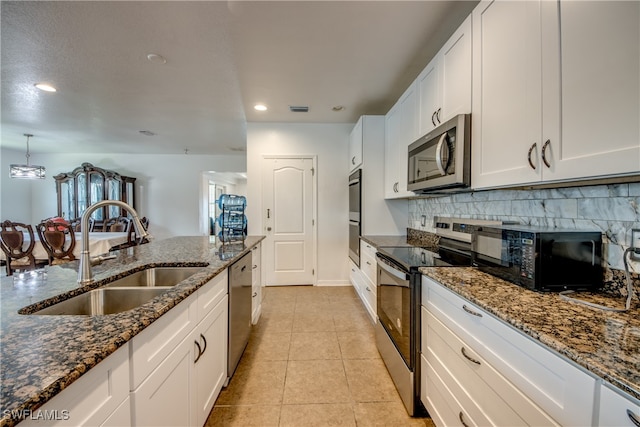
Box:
[262,157,315,286]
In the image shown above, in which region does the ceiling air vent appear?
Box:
[289,105,309,113]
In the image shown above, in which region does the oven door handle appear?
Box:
[376,254,410,282]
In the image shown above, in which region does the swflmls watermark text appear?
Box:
[3,409,70,421]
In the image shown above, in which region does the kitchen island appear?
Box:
[0,235,264,427]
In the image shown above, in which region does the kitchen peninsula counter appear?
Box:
[0,235,264,427]
[421,267,640,402]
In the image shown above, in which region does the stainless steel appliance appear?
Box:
[227,251,252,381]
[349,169,361,266]
[471,225,603,292]
[407,114,471,193]
[375,217,500,416]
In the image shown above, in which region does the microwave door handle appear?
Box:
[435,133,448,176]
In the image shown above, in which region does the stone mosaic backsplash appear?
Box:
[408,182,640,296]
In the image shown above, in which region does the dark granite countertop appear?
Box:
[420,267,640,401]
[0,235,264,427]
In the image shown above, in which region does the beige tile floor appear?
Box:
[207,285,435,427]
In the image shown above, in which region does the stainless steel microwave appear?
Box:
[407,114,470,193]
[471,224,603,292]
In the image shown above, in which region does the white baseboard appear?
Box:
[316,279,351,287]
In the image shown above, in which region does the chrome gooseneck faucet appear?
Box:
[77,200,150,284]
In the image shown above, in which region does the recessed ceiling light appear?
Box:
[254,104,267,111]
[146,53,167,64]
[34,83,56,92]
[332,105,345,112]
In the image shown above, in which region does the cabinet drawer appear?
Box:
[599,382,640,427]
[130,292,197,390]
[422,276,597,427]
[360,240,377,284]
[197,270,228,323]
[422,354,482,427]
[423,308,557,426]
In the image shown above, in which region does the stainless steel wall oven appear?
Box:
[348,169,361,266]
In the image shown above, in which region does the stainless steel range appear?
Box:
[375,217,501,416]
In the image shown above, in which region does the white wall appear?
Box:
[0,148,34,222]
[247,122,352,286]
[0,148,245,241]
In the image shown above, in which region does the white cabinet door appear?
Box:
[439,15,472,124]
[418,15,472,137]
[542,1,640,182]
[384,82,417,199]
[417,59,440,136]
[599,382,640,427]
[194,295,228,427]
[131,336,195,427]
[471,0,544,189]
[349,117,363,172]
[20,346,130,427]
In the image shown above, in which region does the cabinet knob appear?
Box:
[253,292,258,297]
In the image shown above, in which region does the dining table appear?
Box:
[0,231,129,262]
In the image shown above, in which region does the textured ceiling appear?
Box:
[1,1,477,155]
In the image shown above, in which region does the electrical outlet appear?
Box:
[632,229,640,260]
[421,215,427,227]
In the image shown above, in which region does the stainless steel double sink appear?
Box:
[30,267,205,316]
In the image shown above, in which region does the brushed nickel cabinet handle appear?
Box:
[194,340,202,363]
[527,142,537,170]
[459,411,470,427]
[352,156,356,165]
[541,139,551,168]
[462,304,483,318]
[431,111,437,127]
[627,409,640,427]
[200,333,207,355]
[461,347,481,365]
[436,108,442,124]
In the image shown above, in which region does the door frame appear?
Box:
[261,154,318,286]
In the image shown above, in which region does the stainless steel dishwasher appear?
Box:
[227,251,252,382]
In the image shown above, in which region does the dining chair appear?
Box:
[109,216,149,252]
[36,220,76,265]
[103,216,131,232]
[71,217,95,232]
[0,220,37,276]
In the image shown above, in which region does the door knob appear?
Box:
[267,227,272,231]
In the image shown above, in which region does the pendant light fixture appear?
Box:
[10,134,46,179]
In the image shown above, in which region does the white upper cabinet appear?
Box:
[543,1,640,182]
[384,81,418,199]
[418,15,472,136]
[472,0,640,189]
[349,117,364,172]
[471,0,544,188]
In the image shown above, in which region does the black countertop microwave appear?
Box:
[471,224,603,292]
[407,113,471,193]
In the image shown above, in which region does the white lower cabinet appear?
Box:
[130,270,229,427]
[19,345,130,427]
[348,240,377,323]
[193,294,228,427]
[251,243,262,325]
[132,335,195,426]
[599,382,640,427]
[421,275,597,427]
